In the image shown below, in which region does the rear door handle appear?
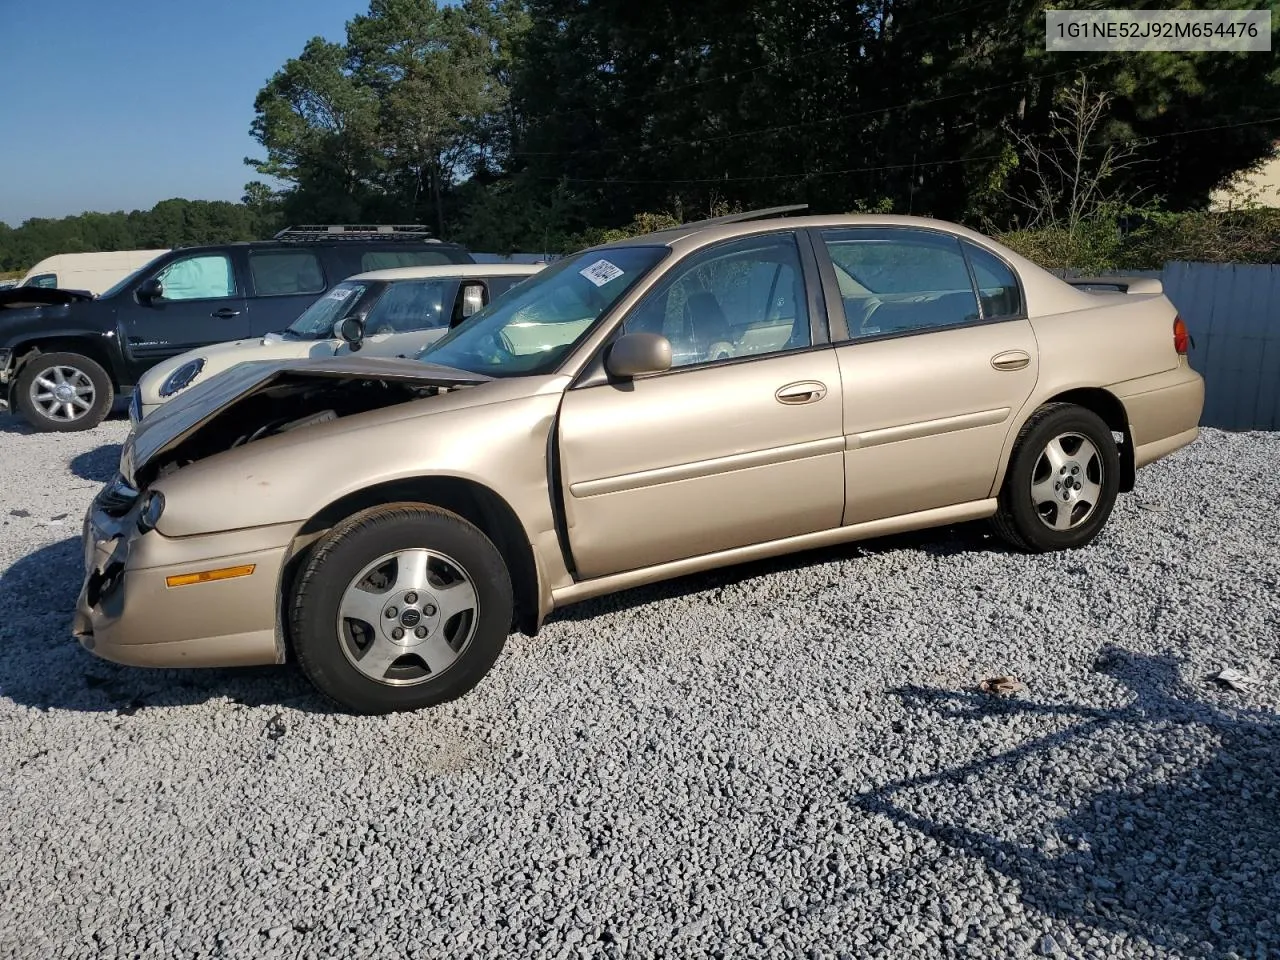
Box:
[212,308,242,319]
[991,350,1031,371]
[775,380,828,405]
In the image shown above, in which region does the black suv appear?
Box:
[0,225,473,431]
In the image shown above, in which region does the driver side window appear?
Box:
[622,233,811,369]
[364,280,448,334]
[155,254,235,301]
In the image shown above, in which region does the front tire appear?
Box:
[289,504,513,714]
[14,352,114,432]
[991,403,1120,553]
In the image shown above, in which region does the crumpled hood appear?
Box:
[122,355,491,484]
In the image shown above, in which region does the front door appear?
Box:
[813,226,1039,525]
[557,232,846,580]
[118,250,249,380]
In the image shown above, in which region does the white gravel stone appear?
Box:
[0,415,1277,959]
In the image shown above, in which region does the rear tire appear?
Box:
[991,403,1120,553]
[289,503,513,715]
[14,351,114,432]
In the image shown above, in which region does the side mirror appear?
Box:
[460,283,487,318]
[336,315,365,350]
[137,277,163,303]
[605,332,672,379]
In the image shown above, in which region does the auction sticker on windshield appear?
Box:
[579,259,625,287]
[325,286,356,301]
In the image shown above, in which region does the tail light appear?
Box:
[1173,315,1192,355]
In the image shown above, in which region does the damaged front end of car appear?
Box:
[76,355,498,664]
[118,355,492,489]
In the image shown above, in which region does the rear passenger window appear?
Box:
[249,251,325,297]
[360,250,456,271]
[821,229,981,340]
[963,241,1023,319]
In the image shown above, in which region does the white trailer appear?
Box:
[18,249,170,295]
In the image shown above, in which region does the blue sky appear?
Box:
[0,0,370,226]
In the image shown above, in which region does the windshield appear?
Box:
[416,246,668,376]
[286,282,369,338]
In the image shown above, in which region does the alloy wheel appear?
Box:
[335,548,479,686]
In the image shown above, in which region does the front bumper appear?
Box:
[72,492,296,668]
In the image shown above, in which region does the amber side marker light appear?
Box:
[165,565,256,588]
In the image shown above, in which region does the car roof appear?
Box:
[597,213,1011,250]
[593,213,1097,316]
[345,263,546,282]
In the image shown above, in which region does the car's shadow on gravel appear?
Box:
[851,648,1279,957]
[545,520,1009,625]
[0,413,35,435]
[69,443,122,482]
[0,402,131,436]
[0,537,337,715]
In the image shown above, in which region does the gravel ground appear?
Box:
[1,413,1277,960]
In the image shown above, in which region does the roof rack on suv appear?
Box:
[273,225,441,243]
[678,204,810,229]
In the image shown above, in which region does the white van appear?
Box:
[19,249,170,295]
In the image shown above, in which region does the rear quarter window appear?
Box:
[360,250,464,272]
[962,241,1023,319]
[487,275,534,299]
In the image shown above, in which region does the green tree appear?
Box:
[0,199,269,273]
[247,0,522,235]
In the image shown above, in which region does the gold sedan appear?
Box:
[74,211,1204,713]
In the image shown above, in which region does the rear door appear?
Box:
[812,227,1038,525]
[117,249,250,381]
[244,248,329,335]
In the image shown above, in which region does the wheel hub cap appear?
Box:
[30,365,95,421]
[1031,433,1105,532]
[336,549,479,686]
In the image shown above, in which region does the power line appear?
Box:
[511,0,1026,145]
[537,114,1280,185]
[510,64,1096,159]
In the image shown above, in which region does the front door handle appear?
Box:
[212,308,242,319]
[775,380,828,405]
[991,350,1031,371]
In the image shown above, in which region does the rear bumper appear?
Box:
[1111,364,1206,468]
[73,500,296,668]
